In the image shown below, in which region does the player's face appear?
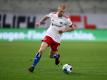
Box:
[58,9,65,17]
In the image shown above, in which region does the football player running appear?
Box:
[28,4,77,72]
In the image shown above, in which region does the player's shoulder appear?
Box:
[63,15,70,19]
[49,12,57,15]
[63,15,72,23]
[46,12,56,17]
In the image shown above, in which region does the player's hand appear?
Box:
[72,24,77,30]
[35,22,41,27]
[36,21,45,27]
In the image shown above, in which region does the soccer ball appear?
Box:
[62,64,72,74]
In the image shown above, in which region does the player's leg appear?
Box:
[50,43,60,65]
[28,42,48,72]
[50,50,59,58]
[50,50,60,65]
[32,42,48,67]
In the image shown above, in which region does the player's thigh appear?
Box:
[38,42,48,53]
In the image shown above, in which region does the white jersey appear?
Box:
[45,12,72,43]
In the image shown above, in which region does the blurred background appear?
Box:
[0,1,107,80]
[0,0,107,41]
[0,0,107,28]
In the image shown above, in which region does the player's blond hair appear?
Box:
[58,3,66,10]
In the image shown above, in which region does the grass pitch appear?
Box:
[0,41,107,80]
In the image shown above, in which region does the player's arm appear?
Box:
[40,16,49,25]
[64,17,77,32]
[65,24,77,32]
[59,24,77,33]
[59,17,77,33]
[36,12,53,26]
[36,16,49,26]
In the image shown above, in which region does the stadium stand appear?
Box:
[0,0,107,14]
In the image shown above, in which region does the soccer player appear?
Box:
[28,4,77,72]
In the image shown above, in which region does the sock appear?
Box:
[50,53,60,58]
[54,54,60,58]
[32,52,41,67]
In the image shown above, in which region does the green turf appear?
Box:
[0,41,107,80]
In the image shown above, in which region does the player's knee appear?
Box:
[51,50,58,54]
[50,51,54,58]
[50,50,58,58]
